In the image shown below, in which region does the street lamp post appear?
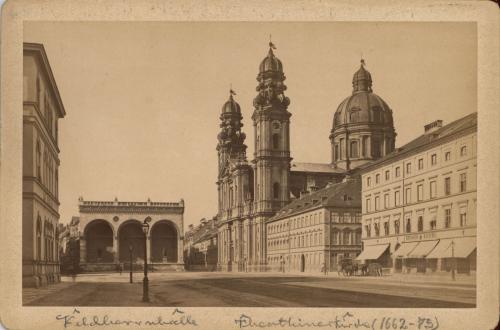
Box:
[142,217,151,302]
[129,244,133,283]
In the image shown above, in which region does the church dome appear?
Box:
[332,60,393,128]
[221,94,241,114]
[259,48,283,73]
[329,59,397,171]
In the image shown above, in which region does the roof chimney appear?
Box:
[424,120,443,135]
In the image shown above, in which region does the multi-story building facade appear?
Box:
[23,43,66,288]
[184,217,218,271]
[77,197,185,272]
[267,178,362,273]
[358,113,477,274]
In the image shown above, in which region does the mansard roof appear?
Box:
[268,178,361,223]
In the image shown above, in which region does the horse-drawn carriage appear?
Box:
[338,258,383,277]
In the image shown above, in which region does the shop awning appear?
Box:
[407,240,439,258]
[426,237,476,259]
[356,244,389,261]
[392,242,419,258]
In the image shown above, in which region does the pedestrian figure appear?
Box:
[119,263,123,275]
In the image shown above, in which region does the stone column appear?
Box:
[178,236,184,264]
[79,238,86,263]
[113,236,119,263]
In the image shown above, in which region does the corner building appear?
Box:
[23,43,66,287]
[358,113,477,274]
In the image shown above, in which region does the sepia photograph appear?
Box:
[1,1,499,329]
[21,20,478,308]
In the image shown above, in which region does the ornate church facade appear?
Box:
[216,44,396,272]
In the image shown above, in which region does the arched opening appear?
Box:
[85,220,114,263]
[151,221,178,263]
[118,220,145,263]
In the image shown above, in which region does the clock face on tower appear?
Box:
[272,122,281,130]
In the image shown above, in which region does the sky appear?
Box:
[24,22,477,231]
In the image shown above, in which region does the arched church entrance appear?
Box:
[151,221,178,263]
[118,220,145,263]
[85,220,114,263]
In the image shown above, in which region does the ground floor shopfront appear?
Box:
[358,227,476,275]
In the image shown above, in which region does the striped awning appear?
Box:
[407,240,439,258]
[356,244,389,261]
[393,242,419,258]
[426,237,476,259]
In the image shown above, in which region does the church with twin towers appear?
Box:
[216,42,396,272]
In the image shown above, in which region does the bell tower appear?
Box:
[251,43,291,270]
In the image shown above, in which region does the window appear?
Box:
[444,177,451,195]
[375,196,380,211]
[431,154,437,165]
[335,145,339,160]
[406,163,411,175]
[460,173,467,192]
[36,216,42,260]
[365,225,371,238]
[460,211,467,227]
[394,220,400,234]
[375,174,380,184]
[350,140,359,158]
[374,223,380,237]
[430,218,437,230]
[417,216,423,232]
[405,187,411,204]
[460,145,467,156]
[430,181,437,199]
[405,218,412,233]
[272,134,280,149]
[343,231,350,245]
[383,222,389,235]
[384,194,389,209]
[385,170,390,181]
[367,177,371,187]
[273,182,280,199]
[417,184,423,201]
[391,191,399,207]
[395,167,401,178]
[445,151,451,161]
[366,198,371,212]
[339,138,344,160]
[445,209,451,228]
[418,158,424,170]
[36,142,41,179]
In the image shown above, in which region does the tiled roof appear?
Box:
[291,162,346,174]
[357,112,477,173]
[269,178,361,222]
